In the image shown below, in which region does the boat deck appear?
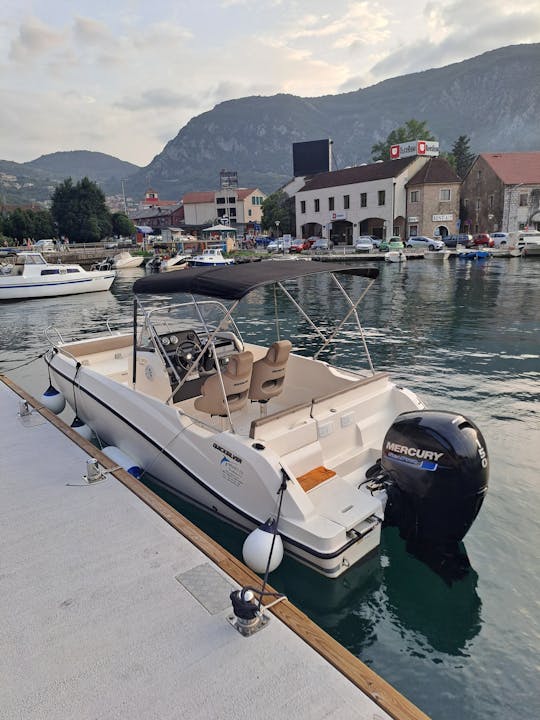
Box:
[0,375,429,720]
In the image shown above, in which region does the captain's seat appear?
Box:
[194,351,254,416]
[248,340,292,413]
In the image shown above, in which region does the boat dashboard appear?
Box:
[154,327,243,400]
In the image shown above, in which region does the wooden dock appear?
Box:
[0,374,429,720]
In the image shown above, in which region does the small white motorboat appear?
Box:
[384,250,407,263]
[44,261,488,578]
[160,253,190,271]
[112,251,145,269]
[0,252,115,301]
[188,248,234,266]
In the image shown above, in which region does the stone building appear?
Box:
[182,187,266,236]
[406,158,461,239]
[460,152,540,233]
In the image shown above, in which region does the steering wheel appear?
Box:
[174,339,203,371]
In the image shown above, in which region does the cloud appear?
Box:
[116,88,199,111]
[9,15,63,62]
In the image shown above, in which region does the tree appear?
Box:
[261,190,295,235]
[371,119,436,161]
[51,177,112,242]
[450,135,475,179]
[111,212,135,237]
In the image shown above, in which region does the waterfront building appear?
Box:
[294,155,459,244]
[460,152,540,233]
[182,187,266,237]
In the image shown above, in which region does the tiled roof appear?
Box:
[182,191,215,204]
[298,158,417,192]
[407,157,460,185]
[481,152,540,184]
[182,188,262,204]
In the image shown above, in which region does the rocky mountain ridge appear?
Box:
[2,43,539,205]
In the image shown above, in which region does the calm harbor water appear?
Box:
[1,257,538,720]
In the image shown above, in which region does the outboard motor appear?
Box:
[379,411,488,578]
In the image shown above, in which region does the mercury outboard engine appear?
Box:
[376,411,488,579]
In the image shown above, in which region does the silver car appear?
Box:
[406,236,445,251]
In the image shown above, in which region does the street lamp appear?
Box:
[275,220,281,254]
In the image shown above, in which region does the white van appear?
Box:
[34,239,55,252]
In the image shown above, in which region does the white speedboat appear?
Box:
[112,251,145,269]
[0,252,115,301]
[44,261,488,578]
[160,253,190,271]
[188,248,234,266]
[424,249,450,261]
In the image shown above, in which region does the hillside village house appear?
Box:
[294,155,460,243]
[460,152,540,234]
[182,187,266,237]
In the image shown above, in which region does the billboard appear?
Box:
[390,140,439,160]
[293,139,331,177]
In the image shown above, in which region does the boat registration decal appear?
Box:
[213,443,244,486]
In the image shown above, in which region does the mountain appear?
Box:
[128,43,540,199]
[0,151,140,205]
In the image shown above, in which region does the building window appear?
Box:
[360,193,367,207]
[248,209,252,216]
[378,190,385,206]
[476,198,480,212]
[519,193,528,206]
[409,225,418,236]
[410,190,419,203]
[228,196,236,204]
[328,197,334,211]
[440,189,451,202]
[216,197,226,204]
[300,200,306,214]
[463,198,469,209]
[343,194,350,209]
[488,195,494,209]
[229,208,236,217]
[217,209,226,218]
[314,199,320,212]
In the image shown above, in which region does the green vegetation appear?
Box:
[449,135,476,178]
[371,119,436,161]
[1,176,135,243]
[261,190,296,235]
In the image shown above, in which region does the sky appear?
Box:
[2,0,540,167]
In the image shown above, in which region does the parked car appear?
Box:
[289,239,310,253]
[490,232,510,247]
[472,233,494,247]
[406,236,445,251]
[267,239,291,253]
[443,234,473,248]
[379,237,404,252]
[311,238,334,252]
[354,236,374,253]
[369,236,382,249]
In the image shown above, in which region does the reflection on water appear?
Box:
[1,259,539,720]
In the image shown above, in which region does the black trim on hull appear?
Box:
[46,354,371,568]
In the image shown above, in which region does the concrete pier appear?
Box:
[0,376,429,720]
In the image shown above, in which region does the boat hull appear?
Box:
[0,273,115,300]
[47,351,385,577]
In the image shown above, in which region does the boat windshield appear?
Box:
[15,253,47,265]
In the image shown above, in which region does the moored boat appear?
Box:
[384,250,407,263]
[44,261,488,578]
[112,251,145,269]
[0,251,115,301]
[188,248,234,266]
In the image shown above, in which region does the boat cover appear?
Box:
[133,259,379,300]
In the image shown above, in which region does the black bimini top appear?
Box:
[133,260,379,300]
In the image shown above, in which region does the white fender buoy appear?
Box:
[242,519,284,574]
[102,446,143,479]
[70,416,93,441]
[41,384,66,414]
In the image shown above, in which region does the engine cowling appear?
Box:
[381,410,488,547]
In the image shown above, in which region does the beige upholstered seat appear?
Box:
[194,351,254,416]
[248,340,292,404]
